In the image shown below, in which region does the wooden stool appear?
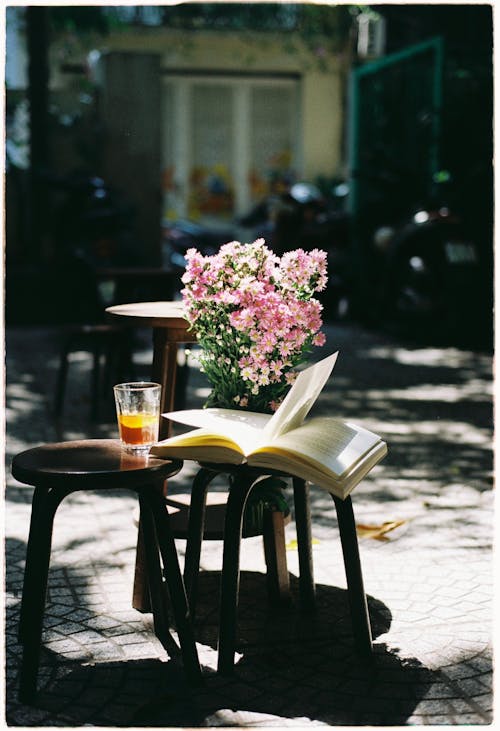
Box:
[53,323,133,422]
[183,464,372,675]
[11,439,201,703]
[182,466,296,619]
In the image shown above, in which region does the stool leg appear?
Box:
[137,495,177,658]
[102,332,119,395]
[292,478,316,611]
[132,520,152,613]
[53,341,71,419]
[183,468,217,617]
[332,495,373,655]
[90,341,102,422]
[217,470,257,675]
[18,487,63,703]
[143,485,202,684]
[18,488,51,645]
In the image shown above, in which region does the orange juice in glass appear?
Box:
[113,382,161,453]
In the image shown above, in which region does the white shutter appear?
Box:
[249,85,296,199]
[190,84,235,218]
[162,77,299,221]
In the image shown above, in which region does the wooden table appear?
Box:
[106,300,291,615]
[106,301,195,439]
[107,301,197,609]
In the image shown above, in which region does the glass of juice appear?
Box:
[113,382,161,454]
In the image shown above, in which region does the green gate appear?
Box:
[349,36,444,218]
[347,37,444,308]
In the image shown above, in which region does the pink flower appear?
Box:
[313,332,326,347]
[270,360,283,377]
[181,238,329,413]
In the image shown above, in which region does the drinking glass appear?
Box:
[113,382,161,453]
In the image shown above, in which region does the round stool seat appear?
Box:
[12,439,182,490]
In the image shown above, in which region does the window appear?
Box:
[162,75,301,222]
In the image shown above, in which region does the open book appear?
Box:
[151,352,387,499]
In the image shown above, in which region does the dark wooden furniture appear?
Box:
[50,257,134,423]
[105,301,195,439]
[183,464,373,675]
[106,301,292,609]
[104,302,371,674]
[167,489,292,608]
[54,269,176,423]
[12,439,201,703]
[105,301,198,610]
[54,323,132,422]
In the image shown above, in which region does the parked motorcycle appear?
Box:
[162,218,236,276]
[161,166,490,347]
[238,181,353,320]
[365,171,487,346]
[162,183,354,319]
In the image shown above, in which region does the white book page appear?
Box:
[163,408,272,453]
[164,350,338,451]
[263,352,339,442]
[257,416,382,478]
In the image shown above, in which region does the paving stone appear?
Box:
[453,676,493,697]
[417,697,470,715]
[5,325,494,726]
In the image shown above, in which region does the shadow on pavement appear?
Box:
[5,324,493,726]
[7,564,436,728]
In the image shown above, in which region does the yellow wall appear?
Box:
[98,28,345,178]
[301,71,344,178]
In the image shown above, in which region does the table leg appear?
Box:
[263,509,291,605]
[133,327,180,611]
[184,468,217,618]
[152,328,179,440]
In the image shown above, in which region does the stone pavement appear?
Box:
[4,322,494,726]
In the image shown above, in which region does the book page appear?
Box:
[263,352,339,442]
[248,437,387,498]
[163,408,271,453]
[164,350,338,451]
[151,427,246,464]
[254,416,381,478]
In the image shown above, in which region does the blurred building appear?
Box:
[6,4,355,244]
[5,4,493,344]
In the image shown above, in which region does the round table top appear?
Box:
[11,439,183,489]
[106,300,188,328]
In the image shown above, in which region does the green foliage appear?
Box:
[160,3,299,31]
[242,476,290,536]
[47,4,357,55]
[48,6,110,35]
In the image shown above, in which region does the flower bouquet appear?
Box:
[181,238,328,414]
[181,237,328,532]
